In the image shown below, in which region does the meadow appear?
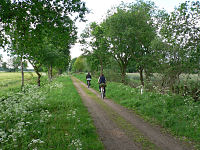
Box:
[74,73,200,149]
[126,73,200,85]
[0,74,103,150]
[0,72,38,96]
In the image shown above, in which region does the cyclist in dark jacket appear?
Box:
[98,74,106,95]
[86,73,92,86]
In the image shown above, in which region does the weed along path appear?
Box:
[71,77,193,150]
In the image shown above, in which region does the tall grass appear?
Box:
[0,75,103,150]
[74,73,200,149]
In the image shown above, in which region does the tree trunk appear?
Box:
[50,65,53,80]
[28,60,42,86]
[59,69,62,75]
[33,65,41,86]
[48,65,53,82]
[121,65,127,83]
[169,71,181,93]
[48,66,51,81]
[100,59,103,75]
[21,56,24,90]
[36,70,41,86]
[139,67,144,86]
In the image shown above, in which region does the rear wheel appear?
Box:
[87,80,90,88]
[101,87,104,99]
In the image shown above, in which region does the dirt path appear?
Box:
[71,77,193,150]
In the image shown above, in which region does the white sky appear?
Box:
[0,0,187,64]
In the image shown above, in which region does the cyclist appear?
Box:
[86,72,92,87]
[98,73,106,96]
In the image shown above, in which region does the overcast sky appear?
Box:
[0,0,187,62]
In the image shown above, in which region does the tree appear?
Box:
[69,57,77,72]
[0,0,87,86]
[9,56,28,72]
[73,56,86,72]
[80,22,110,74]
[103,1,157,84]
[35,36,71,81]
[127,59,137,73]
[159,1,200,88]
[2,62,7,71]
[10,56,20,71]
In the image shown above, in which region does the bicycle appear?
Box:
[87,78,91,88]
[99,83,106,99]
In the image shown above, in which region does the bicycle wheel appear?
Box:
[101,87,104,99]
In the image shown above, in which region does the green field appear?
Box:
[0,72,38,96]
[127,73,200,83]
[0,74,103,149]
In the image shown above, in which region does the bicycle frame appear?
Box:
[87,80,90,88]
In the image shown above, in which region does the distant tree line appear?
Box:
[0,54,29,72]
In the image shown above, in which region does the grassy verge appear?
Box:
[0,75,103,150]
[74,73,200,149]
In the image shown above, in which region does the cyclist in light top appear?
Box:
[98,73,106,95]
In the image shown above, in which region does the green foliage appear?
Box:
[1,62,7,70]
[0,0,88,85]
[80,22,110,74]
[8,56,28,71]
[126,73,142,87]
[78,0,199,98]
[127,73,200,101]
[74,73,200,148]
[73,56,85,72]
[158,1,200,87]
[0,75,103,149]
[173,74,200,102]
[73,56,89,72]
[69,57,77,72]
[101,1,158,83]
[102,69,121,83]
